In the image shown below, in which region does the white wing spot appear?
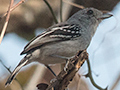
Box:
[76,31,79,34]
[76,28,79,30]
[71,31,75,33]
[63,29,66,31]
[67,30,71,32]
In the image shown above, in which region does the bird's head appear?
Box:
[67,7,113,36]
[68,7,113,25]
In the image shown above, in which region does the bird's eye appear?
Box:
[87,10,94,15]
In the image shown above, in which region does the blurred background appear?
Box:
[0,0,120,90]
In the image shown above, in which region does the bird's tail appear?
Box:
[5,57,29,86]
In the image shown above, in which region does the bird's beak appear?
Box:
[97,11,113,20]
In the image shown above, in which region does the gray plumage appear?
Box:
[5,8,112,86]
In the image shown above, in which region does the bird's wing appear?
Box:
[20,23,82,55]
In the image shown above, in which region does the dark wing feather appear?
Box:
[20,23,82,55]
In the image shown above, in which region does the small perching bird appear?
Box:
[5,7,112,86]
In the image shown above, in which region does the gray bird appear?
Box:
[5,8,112,86]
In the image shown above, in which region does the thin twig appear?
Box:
[43,0,58,24]
[0,59,24,90]
[0,0,25,21]
[63,0,84,9]
[0,0,14,44]
[60,0,63,22]
[0,60,11,74]
[86,59,107,90]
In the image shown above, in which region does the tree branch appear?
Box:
[0,59,24,90]
[0,0,14,44]
[37,50,88,90]
[85,59,107,90]
[43,0,58,24]
[0,0,25,21]
[60,0,63,22]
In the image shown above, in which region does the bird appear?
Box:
[5,7,112,86]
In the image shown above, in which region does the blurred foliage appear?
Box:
[0,0,60,40]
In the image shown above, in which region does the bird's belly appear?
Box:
[37,38,89,65]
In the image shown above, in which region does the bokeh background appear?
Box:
[0,0,120,90]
